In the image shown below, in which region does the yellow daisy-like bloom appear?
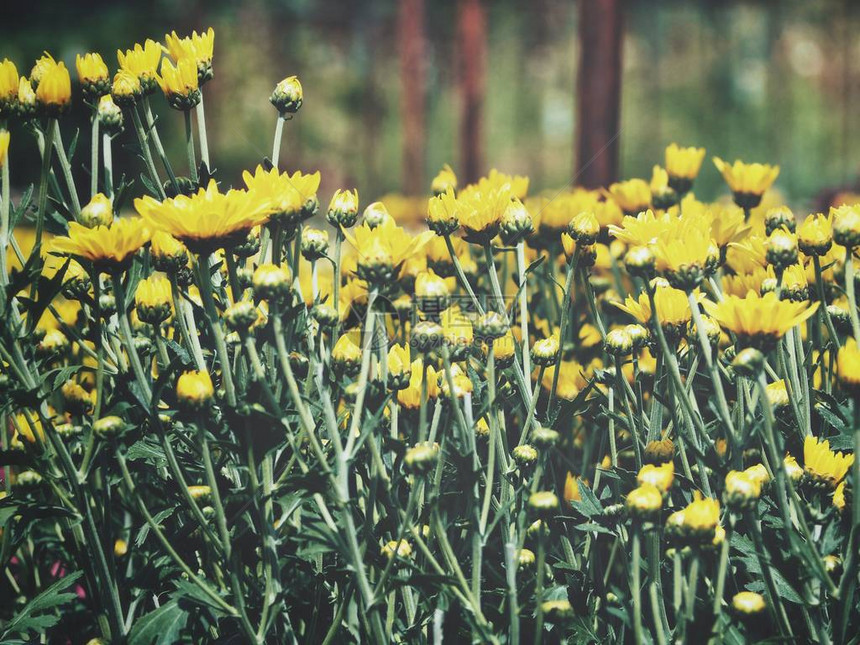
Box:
[34,58,71,113]
[608,209,677,247]
[135,274,173,324]
[725,470,762,504]
[626,484,663,517]
[713,157,780,204]
[614,285,693,338]
[563,472,582,504]
[702,290,819,350]
[665,143,706,181]
[784,455,803,482]
[0,59,18,108]
[75,52,109,99]
[427,188,460,235]
[397,359,439,410]
[803,435,854,489]
[637,462,674,494]
[165,28,215,81]
[607,178,651,215]
[476,168,528,201]
[135,180,272,253]
[176,370,214,408]
[344,218,432,283]
[16,75,36,112]
[158,58,199,109]
[453,182,513,244]
[651,222,716,289]
[117,40,163,91]
[0,130,9,168]
[51,218,151,269]
[837,338,860,392]
[726,235,768,274]
[765,379,790,410]
[14,413,45,445]
[684,201,750,249]
[111,70,142,106]
[243,165,320,226]
[797,212,833,256]
[386,343,411,379]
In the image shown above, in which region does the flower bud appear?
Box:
[625,245,656,277]
[80,193,113,228]
[61,380,94,415]
[252,263,291,301]
[331,334,362,376]
[37,329,68,358]
[404,441,440,475]
[517,548,536,570]
[97,94,124,135]
[150,232,189,273]
[644,439,674,464]
[312,304,339,328]
[270,75,303,115]
[569,211,600,245]
[473,311,507,341]
[512,444,538,469]
[766,228,798,270]
[531,335,560,367]
[326,188,360,228]
[541,599,574,623]
[764,206,795,236]
[300,228,329,262]
[724,470,761,510]
[732,347,764,378]
[113,539,128,558]
[500,198,533,245]
[111,70,141,108]
[604,327,633,356]
[626,484,663,520]
[732,591,766,616]
[135,275,173,326]
[430,164,457,196]
[92,415,125,439]
[176,370,214,410]
[832,205,860,248]
[528,491,560,518]
[410,321,444,353]
[224,300,260,332]
[531,425,560,449]
[15,470,43,491]
[625,324,650,350]
[797,213,833,256]
[187,484,212,503]
[637,462,674,493]
[362,201,392,229]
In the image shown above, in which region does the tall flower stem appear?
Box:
[813,255,840,346]
[143,98,178,192]
[515,242,532,391]
[445,234,484,315]
[845,246,860,340]
[271,115,285,169]
[34,118,57,255]
[196,94,211,169]
[631,524,644,645]
[89,115,99,197]
[112,273,151,400]
[102,132,114,198]
[184,109,198,184]
[194,255,236,406]
[548,250,578,412]
[0,140,10,282]
[130,106,166,199]
[53,125,81,217]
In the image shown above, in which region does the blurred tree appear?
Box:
[457,0,486,185]
[399,0,426,195]
[575,0,623,188]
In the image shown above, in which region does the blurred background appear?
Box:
[2,0,859,212]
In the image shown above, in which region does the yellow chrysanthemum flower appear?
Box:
[563,472,582,503]
[541,360,587,401]
[637,462,674,493]
[34,57,71,113]
[344,218,432,283]
[165,28,215,81]
[607,178,651,215]
[803,435,854,489]
[702,290,818,350]
[798,212,833,256]
[135,180,273,252]
[681,493,721,535]
[14,412,45,445]
[51,218,151,269]
[75,52,109,99]
[452,181,513,244]
[176,370,214,408]
[135,274,173,324]
[726,235,768,274]
[614,285,694,338]
[665,143,706,181]
[431,163,457,196]
[652,222,716,289]
[713,157,780,205]
[243,165,320,226]
[608,208,678,247]
[117,40,163,91]
[158,58,199,109]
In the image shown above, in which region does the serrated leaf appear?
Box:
[0,571,82,640]
[128,599,189,645]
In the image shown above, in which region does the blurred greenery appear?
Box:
[1,0,859,209]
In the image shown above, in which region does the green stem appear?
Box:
[195,255,236,406]
[846,246,860,341]
[53,125,81,217]
[89,115,99,198]
[548,250,577,412]
[34,119,56,258]
[196,95,210,169]
[271,114,285,169]
[112,273,152,401]
[143,98,178,192]
[131,106,165,199]
[102,132,113,198]
[184,108,198,184]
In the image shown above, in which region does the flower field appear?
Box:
[0,26,858,645]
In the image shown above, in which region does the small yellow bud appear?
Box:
[626,484,663,519]
[79,193,114,228]
[92,415,125,439]
[271,75,303,115]
[176,370,214,409]
[732,591,766,616]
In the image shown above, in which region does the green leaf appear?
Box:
[128,600,189,645]
[0,571,82,640]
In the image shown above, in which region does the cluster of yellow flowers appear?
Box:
[1,29,858,645]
